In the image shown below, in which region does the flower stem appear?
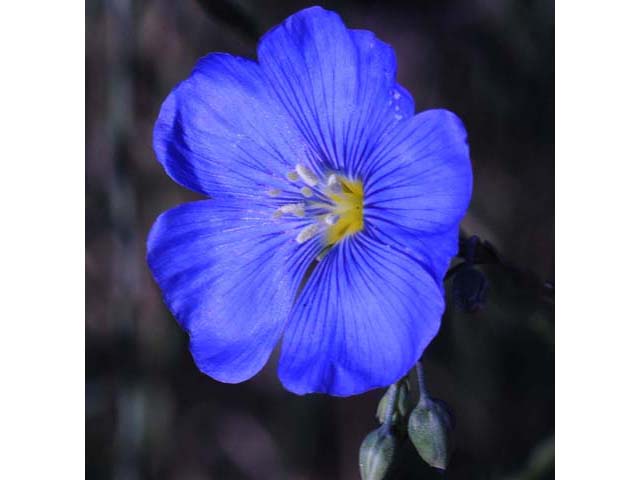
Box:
[382,383,398,432]
[415,360,431,406]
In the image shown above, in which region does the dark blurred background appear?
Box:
[86,0,554,478]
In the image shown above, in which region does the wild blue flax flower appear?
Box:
[148,6,472,396]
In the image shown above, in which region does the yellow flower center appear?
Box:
[272,166,366,250]
[326,177,364,245]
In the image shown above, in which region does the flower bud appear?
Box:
[359,425,398,480]
[452,264,488,312]
[376,381,410,425]
[408,399,452,470]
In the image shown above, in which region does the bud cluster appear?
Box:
[359,363,454,479]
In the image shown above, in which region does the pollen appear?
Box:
[296,224,320,244]
[277,203,306,217]
[325,177,364,245]
[295,164,319,187]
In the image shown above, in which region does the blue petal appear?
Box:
[147,200,320,383]
[363,109,473,235]
[368,225,460,294]
[153,54,309,198]
[258,6,414,177]
[278,234,444,396]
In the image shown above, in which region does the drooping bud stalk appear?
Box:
[408,361,453,470]
[359,384,399,480]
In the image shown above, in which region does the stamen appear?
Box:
[316,246,331,261]
[326,174,341,194]
[324,214,338,225]
[278,203,305,217]
[275,170,363,247]
[296,224,320,244]
[295,164,319,187]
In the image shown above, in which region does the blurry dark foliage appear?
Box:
[86,0,554,478]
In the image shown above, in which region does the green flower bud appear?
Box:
[408,399,452,470]
[376,381,411,425]
[359,425,398,480]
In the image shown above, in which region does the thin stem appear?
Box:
[415,360,430,406]
[382,383,398,432]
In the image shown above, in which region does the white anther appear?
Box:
[267,188,282,197]
[278,203,305,217]
[295,164,319,187]
[324,214,338,225]
[326,174,341,193]
[300,187,313,198]
[286,171,299,182]
[296,224,320,244]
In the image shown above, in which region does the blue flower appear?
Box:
[148,6,472,396]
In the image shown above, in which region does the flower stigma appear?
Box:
[272,165,365,249]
